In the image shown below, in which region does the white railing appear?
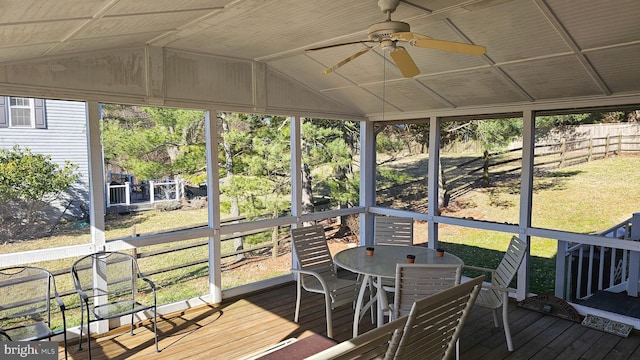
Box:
[106,179,184,207]
[558,218,634,301]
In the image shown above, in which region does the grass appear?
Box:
[435,155,640,295]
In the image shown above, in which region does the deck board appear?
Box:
[58,281,640,359]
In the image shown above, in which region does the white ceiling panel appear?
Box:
[501,55,603,100]
[425,68,528,107]
[105,0,230,15]
[587,45,640,94]
[547,0,640,50]
[0,0,637,119]
[0,0,110,22]
[452,0,570,63]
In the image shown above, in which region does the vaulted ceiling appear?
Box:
[1,0,639,120]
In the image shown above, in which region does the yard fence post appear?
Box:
[483,150,489,185]
[560,138,566,167]
[617,134,622,155]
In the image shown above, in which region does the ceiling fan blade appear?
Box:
[389,46,420,78]
[392,32,430,42]
[306,40,375,52]
[392,31,486,56]
[322,44,379,74]
[413,38,486,56]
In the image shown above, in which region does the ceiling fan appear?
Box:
[307,0,486,78]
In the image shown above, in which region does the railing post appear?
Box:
[106,183,111,207]
[149,180,155,203]
[627,212,640,296]
[588,136,593,162]
[125,181,131,205]
[555,239,568,298]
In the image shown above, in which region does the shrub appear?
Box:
[0,145,79,242]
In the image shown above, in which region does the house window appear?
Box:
[0,96,46,129]
[9,97,34,127]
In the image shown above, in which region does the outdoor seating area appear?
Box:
[1,252,159,360]
[1,1,640,359]
[49,278,640,360]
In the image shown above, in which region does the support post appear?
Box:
[627,212,640,297]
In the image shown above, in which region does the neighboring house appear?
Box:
[0,96,89,219]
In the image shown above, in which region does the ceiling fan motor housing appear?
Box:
[368,20,410,41]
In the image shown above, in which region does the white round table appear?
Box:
[333,245,463,337]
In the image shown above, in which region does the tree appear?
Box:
[101,104,206,183]
[0,145,79,242]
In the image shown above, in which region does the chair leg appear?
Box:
[324,292,333,338]
[153,307,159,352]
[294,277,302,323]
[502,292,514,351]
[491,308,499,327]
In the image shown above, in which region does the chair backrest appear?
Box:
[305,316,409,360]
[71,251,142,304]
[290,225,336,277]
[0,266,56,338]
[374,216,413,246]
[479,235,527,308]
[393,263,462,318]
[493,236,527,288]
[387,276,484,360]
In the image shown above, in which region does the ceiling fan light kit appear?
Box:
[308,0,486,78]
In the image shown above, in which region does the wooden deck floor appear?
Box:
[59,281,640,360]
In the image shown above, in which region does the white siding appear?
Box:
[0,99,89,216]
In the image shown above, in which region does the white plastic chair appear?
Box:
[387,276,484,360]
[374,216,414,246]
[290,224,359,338]
[464,235,527,351]
[391,263,462,319]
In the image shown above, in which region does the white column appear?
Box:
[291,116,302,227]
[427,116,440,249]
[359,120,375,246]
[518,110,535,301]
[205,109,222,303]
[86,101,107,334]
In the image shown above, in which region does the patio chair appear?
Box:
[0,266,68,360]
[374,215,414,246]
[71,251,158,359]
[463,235,527,351]
[391,263,463,319]
[370,215,415,317]
[290,224,359,338]
[386,275,484,360]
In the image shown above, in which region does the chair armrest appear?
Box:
[464,265,496,274]
[54,293,66,312]
[292,268,330,291]
[76,289,89,303]
[140,276,156,291]
[482,284,516,293]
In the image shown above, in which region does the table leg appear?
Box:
[353,274,371,338]
[376,276,387,327]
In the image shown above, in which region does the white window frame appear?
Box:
[8,97,35,128]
